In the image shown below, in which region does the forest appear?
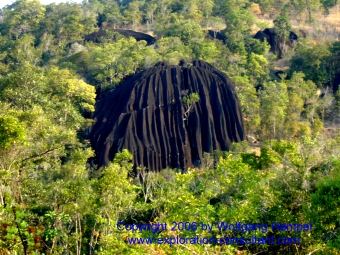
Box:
[0,0,340,254]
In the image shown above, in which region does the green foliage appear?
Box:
[232,75,261,134]
[66,38,159,88]
[224,10,254,55]
[260,81,289,139]
[182,92,200,121]
[0,114,26,149]
[182,92,200,106]
[245,37,270,56]
[204,16,225,31]
[257,72,324,140]
[123,0,142,29]
[196,41,221,63]
[321,0,338,14]
[284,72,318,137]
[0,204,44,254]
[113,149,134,170]
[289,42,332,86]
[98,152,137,226]
[40,2,96,41]
[307,163,340,249]
[155,37,193,65]
[161,17,205,45]
[247,52,269,82]
[0,63,95,121]
[0,0,45,39]
[273,14,292,42]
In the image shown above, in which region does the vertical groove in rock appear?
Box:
[89,60,245,171]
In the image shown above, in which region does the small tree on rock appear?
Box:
[182,92,200,122]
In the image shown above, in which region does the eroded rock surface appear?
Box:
[206,30,227,44]
[254,28,298,57]
[84,29,156,45]
[89,60,245,171]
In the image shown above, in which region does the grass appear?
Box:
[251,5,340,43]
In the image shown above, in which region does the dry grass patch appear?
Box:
[252,6,340,42]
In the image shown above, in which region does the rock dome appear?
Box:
[89,60,245,171]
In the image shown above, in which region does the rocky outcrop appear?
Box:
[254,28,298,57]
[89,60,245,171]
[113,29,156,45]
[84,29,108,43]
[206,30,227,44]
[254,30,270,43]
[289,31,298,43]
[84,29,156,45]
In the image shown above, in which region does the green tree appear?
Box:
[0,0,45,39]
[100,1,123,28]
[200,0,214,19]
[182,92,200,121]
[155,37,193,64]
[160,17,205,45]
[215,0,250,15]
[196,41,221,63]
[232,76,261,135]
[144,1,157,28]
[289,42,332,86]
[283,72,318,137]
[307,162,340,251]
[6,34,42,66]
[40,3,93,43]
[81,38,159,88]
[80,1,99,34]
[247,52,269,83]
[181,0,204,22]
[245,37,270,55]
[321,0,338,14]
[273,14,292,58]
[260,81,289,139]
[0,63,96,254]
[205,16,225,35]
[0,109,26,150]
[123,0,142,29]
[224,10,254,55]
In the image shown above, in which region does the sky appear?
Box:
[0,0,83,9]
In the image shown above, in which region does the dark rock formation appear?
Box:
[89,60,245,171]
[84,29,109,43]
[206,30,227,44]
[262,28,277,52]
[254,28,299,58]
[289,31,298,43]
[84,29,156,45]
[274,71,286,80]
[255,84,265,92]
[254,30,270,43]
[113,29,156,45]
